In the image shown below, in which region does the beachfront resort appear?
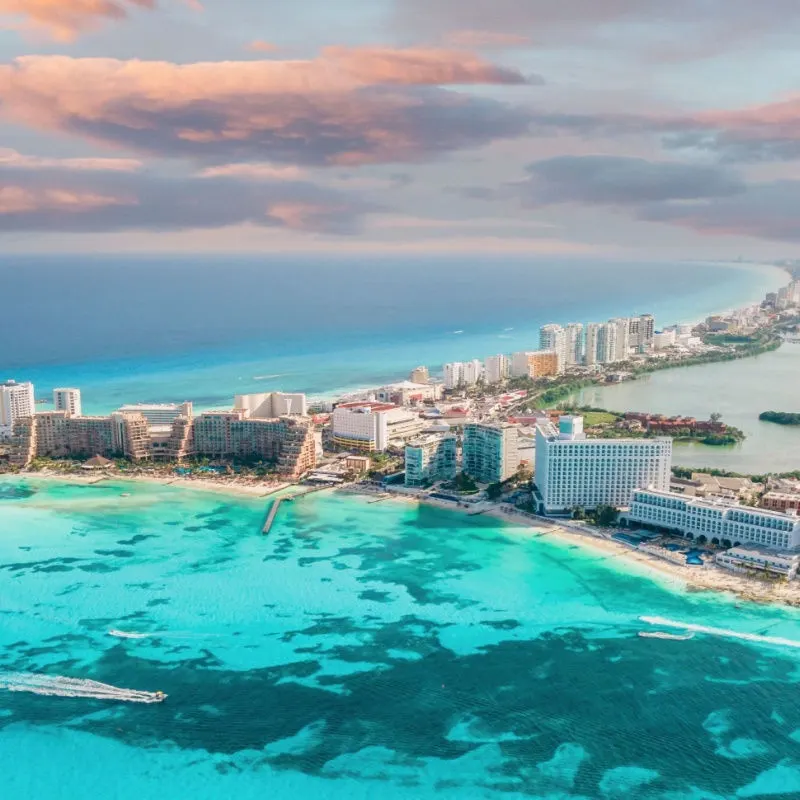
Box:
[3,278,800,599]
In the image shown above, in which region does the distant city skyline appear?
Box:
[1,2,800,257]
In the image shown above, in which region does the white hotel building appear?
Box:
[332,402,423,452]
[628,489,800,551]
[53,388,82,417]
[535,416,672,514]
[0,380,35,440]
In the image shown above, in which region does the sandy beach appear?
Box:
[17,469,292,499]
[8,470,800,608]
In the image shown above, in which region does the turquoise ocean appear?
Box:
[2,477,800,799]
[0,256,787,412]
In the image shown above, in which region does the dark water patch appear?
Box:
[1,625,798,798]
[483,620,521,631]
[116,534,159,546]
[359,590,392,603]
[201,518,233,531]
[146,598,169,608]
[0,484,36,500]
[78,562,119,574]
[94,549,136,558]
[1,557,82,574]
[184,526,203,532]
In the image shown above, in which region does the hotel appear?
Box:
[404,434,457,486]
[0,380,35,440]
[192,410,316,478]
[11,411,151,466]
[53,388,82,417]
[628,489,800,551]
[331,402,423,452]
[535,416,672,514]
[462,422,519,484]
[234,392,307,418]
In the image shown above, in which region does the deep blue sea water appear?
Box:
[2,477,800,799]
[1,255,786,413]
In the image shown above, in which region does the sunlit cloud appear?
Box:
[0,50,534,166]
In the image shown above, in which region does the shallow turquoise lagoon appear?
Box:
[1,477,800,799]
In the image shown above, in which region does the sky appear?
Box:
[1,0,800,257]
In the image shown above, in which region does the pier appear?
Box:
[261,498,284,535]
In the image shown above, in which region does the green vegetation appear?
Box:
[443,472,480,494]
[589,505,620,527]
[582,411,621,426]
[672,465,800,483]
[759,411,800,426]
[486,482,504,501]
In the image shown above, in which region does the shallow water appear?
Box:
[1,476,800,799]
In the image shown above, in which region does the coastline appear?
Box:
[15,259,787,416]
[6,470,800,608]
[340,485,800,609]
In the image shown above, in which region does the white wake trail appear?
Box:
[640,616,800,650]
[0,672,166,703]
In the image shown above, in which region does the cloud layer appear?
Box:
[0,50,532,165]
[0,153,373,232]
[517,156,745,206]
[0,0,153,40]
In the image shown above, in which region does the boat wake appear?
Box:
[638,631,694,641]
[108,629,150,639]
[0,672,166,703]
[640,616,800,649]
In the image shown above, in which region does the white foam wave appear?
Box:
[0,672,166,703]
[640,616,800,649]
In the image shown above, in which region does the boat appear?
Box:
[120,493,131,497]
[638,631,695,641]
[108,629,149,639]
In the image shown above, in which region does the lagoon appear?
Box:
[568,343,800,474]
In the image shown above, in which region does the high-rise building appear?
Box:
[584,324,601,366]
[484,354,510,385]
[462,422,519,484]
[539,324,566,371]
[0,380,35,440]
[234,392,307,418]
[11,410,151,465]
[409,366,430,384]
[564,323,584,367]
[53,388,82,418]
[404,434,457,486]
[609,318,631,361]
[463,359,483,386]
[596,322,618,363]
[534,415,672,514]
[511,351,535,379]
[192,410,315,477]
[629,314,655,353]
[512,351,559,379]
[443,362,465,390]
[331,402,422,452]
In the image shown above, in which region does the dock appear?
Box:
[261,498,284,535]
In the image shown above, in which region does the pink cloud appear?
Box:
[321,45,529,85]
[247,40,279,53]
[0,0,154,41]
[0,185,135,213]
[0,147,142,171]
[0,51,533,165]
[198,163,304,180]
